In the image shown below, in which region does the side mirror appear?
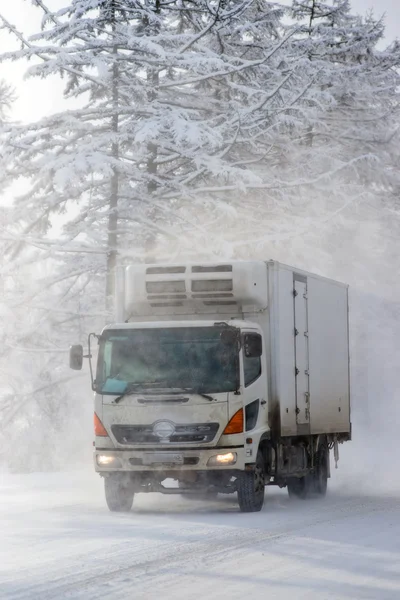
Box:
[70,344,83,370]
[243,333,262,358]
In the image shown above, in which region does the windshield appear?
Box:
[96,326,239,395]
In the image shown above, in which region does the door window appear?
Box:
[244,352,262,387]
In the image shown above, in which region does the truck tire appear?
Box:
[237,451,265,513]
[314,444,329,497]
[104,476,134,512]
[287,475,312,500]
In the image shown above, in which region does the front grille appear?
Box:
[112,423,219,445]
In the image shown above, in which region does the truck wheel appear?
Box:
[237,451,265,513]
[314,444,329,497]
[287,475,312,500]
[104,476,134,512]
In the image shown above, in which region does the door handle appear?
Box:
[260,399,266,406]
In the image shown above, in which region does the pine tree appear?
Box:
[162,0,400,259]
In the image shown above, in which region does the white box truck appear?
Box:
[70,260,351,512]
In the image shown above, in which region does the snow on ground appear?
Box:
[1,468,400,600]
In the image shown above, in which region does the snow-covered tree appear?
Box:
[2,0,368,285]
[2,0,399,278]
[160,0,400,260]
[0,79,14,123]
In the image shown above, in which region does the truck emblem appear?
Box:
[152,420,176,439]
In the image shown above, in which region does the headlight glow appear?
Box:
[207,452,237,466]
[97,455,121,467]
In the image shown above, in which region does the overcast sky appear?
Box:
[0,0,399,122]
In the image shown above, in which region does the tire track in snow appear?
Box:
[4,493,399,600]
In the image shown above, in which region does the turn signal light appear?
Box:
[94,413,108,437]
[223,408,243,435]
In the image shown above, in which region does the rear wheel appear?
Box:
[287,443,329,500]
[104,476,134,512]
[314,444,329,497]
[237,451,265,513]
[287,475,312,499]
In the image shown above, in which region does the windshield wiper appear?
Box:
[111,381,192,403]
[112,382,157,404]
[111,382,218,404]
[197,392,216,402]
[180,387,217,402]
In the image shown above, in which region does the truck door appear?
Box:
[293,276,310,435]
[241,331,268,439]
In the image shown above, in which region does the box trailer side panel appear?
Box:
[268,263,298,437]
[308,277,350,434]
[268,261,350,438]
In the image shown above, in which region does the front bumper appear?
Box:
[94,446,245,472]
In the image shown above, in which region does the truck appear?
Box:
[70,259,351,513]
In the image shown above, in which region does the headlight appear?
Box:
[96,455,121,467]
[207,452,237,467]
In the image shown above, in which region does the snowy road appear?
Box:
[1,470,400,600]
